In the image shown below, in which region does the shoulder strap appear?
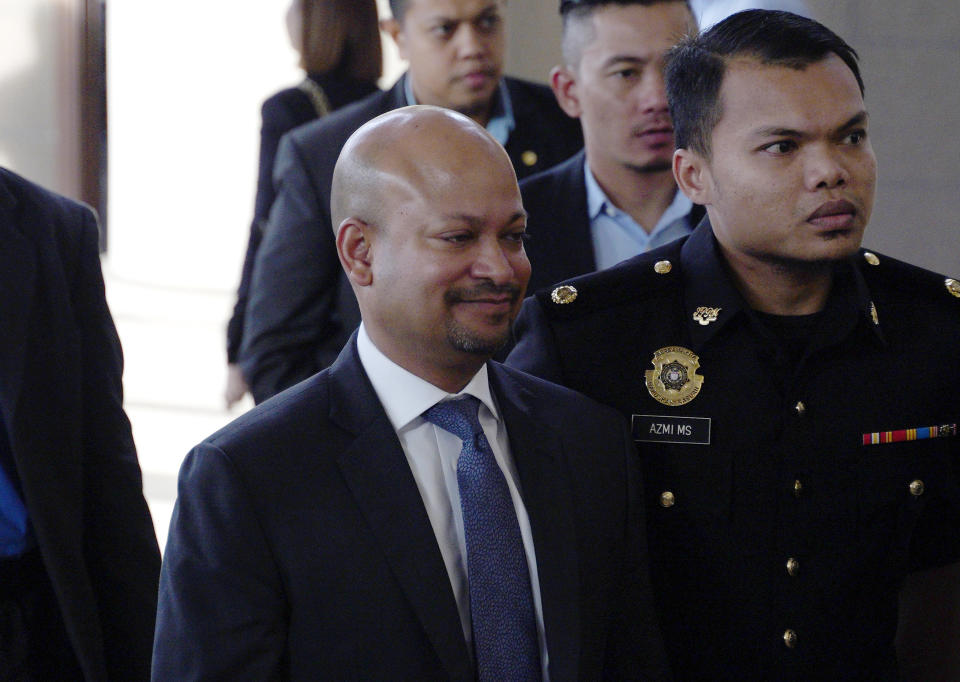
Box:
[296,78,332,118]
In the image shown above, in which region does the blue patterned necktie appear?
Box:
[422,396,541,681]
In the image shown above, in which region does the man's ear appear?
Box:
[673,148,713,206]
[549,65,582,119]
[380,17,406,59]
[336,218,374,287]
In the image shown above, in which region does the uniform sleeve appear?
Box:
[153,444,286,680]
[506,296,566,385]
[239,133,342,402]
[73,206,161,680]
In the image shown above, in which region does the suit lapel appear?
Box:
[560,151,598,276]
[328,340,473,681]
[0,180,36,427]
[489,364,581,680]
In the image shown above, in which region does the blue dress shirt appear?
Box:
[0,412,33,557]
[584,160,694,271]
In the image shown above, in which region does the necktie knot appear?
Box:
[422,396,484,444]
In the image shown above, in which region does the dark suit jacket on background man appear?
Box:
[0,168,160,679]
[239,76,583,403]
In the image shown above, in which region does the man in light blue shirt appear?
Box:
[520,0,704,293]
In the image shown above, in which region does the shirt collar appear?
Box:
[583,160,693,234]
[679,219,885,351]
[402,73,514,146]
[356,323,500,433]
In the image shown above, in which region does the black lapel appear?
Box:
[0,178,36,429]
[386,75,409,110]
[328,339,473,681]
[488,363,581,680]
[558,151,598,275]
[523,151,597,294]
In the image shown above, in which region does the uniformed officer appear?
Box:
[507,10,960,681]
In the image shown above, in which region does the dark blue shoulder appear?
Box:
[503,76,555,103]
[530,238,687,321]
[519,151,584,195]
[286,88,394,148]
[856,248,960,309]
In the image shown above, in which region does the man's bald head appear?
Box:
[330,104,529,393]
[331,105,515,234]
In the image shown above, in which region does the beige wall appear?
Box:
[505,2,960,275]
[807,1,959,275]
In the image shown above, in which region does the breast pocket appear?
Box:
[638,441,732,527]
[856,436,953,558]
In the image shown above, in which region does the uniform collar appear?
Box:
[679,219,886,351]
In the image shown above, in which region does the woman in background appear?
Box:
[225,0,382,407]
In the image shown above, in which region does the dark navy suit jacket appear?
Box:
[226,74,378,364]
[0,168,160,679]
[154,337,669,680]
[239,76,583,403]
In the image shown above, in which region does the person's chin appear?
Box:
[454,85,498,113]
[446,321,511,357]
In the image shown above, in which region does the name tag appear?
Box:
[632,414,711,445]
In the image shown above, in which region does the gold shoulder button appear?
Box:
[863,252,880,266]
[654,260,672,275]
[551,284,578,305]
[521,150,538,167]
[946,278,960,298]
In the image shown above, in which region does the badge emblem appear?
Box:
[692,306,721,325]
[946,278,960,298]
[551,285,577,305]
[644,346,704,406]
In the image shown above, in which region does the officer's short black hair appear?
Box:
[665,9,864,159]
[560,0,693,66]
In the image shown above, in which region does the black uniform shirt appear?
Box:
[508,221,960,680]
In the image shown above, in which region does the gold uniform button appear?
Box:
[783,629,798,648]
[909,479,925,497]
[863,252,880,266]
[786,557,799,576]
[550,285,578,305]
[794,401,806,415]
[946,278,960,298]
[660,491,675,508]
[793,480,803,498]
[521,150,538,167]
[654,260,672,275]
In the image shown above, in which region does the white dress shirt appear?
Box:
[356,324,550,679]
